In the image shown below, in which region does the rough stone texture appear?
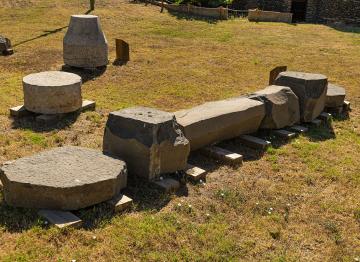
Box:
[175,97,265,151]
[0,35,11,55]
[0,146,127,210]
[23,71,82,114]
[103,107,190,181]
[249,85,300,129]
[326,83,346,108]
[275,71,328,122]
[64,15,108,68]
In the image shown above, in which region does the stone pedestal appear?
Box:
[0,146,127,210]
[63,15,108,68]
[23,71,82,114]
[275,71,328,122]
[103,107,190,181]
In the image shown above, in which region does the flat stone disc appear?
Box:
[0,146,127,210]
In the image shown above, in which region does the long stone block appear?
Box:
[239,135,271,150]
[103,107,190,181]
[200,146,243,166]
[38,210,82,229]
[175,97,265,151]
[275,71,328,122]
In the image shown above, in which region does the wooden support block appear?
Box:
[80,100,96,112]
[273,129,297,139]
[107,194,133,213]
[201,146,243,166]
[289,125,308,133]
[152,178,180,193]
[318,112,332,122]
[343,100,351,111]
[184,164,207,182]
[239,135,271,150]
[9,105,32,117]
[310,119,322,127]
[38,210,82,229]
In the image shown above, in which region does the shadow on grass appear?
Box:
[61,65,107,83]
[11,111,80,132]
[325,23,360,34]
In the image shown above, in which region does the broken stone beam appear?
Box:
[38,210,82,229]
[107,194,133,213]
[318,112,332,122]
[239,135,271,150]
[311,119,322,126]
[80,100,96,112]
[248,85,300,129]
[175,97,265,151]
[9,105,32,117]
[152,178,180,193]
[273,129,297,139]
[275,71,328,122]
[184,164,207,182]
[103,107,190,181]
[200,146,243,166]
[289,125,308,133]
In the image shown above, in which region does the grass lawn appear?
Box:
[0,0,360,261]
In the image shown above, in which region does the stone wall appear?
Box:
[248,9,293,23]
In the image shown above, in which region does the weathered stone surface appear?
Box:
[0,35,12,55]
[103,107,190,180]
[175,98,265,151]
[0,146,127,210]
[249,85,300,129]
[275,71,328,122]
[326,83,346,108]
[23,71,82,114]
[269,66,287,85]
[64,15,108,68]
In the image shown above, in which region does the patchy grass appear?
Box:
[0,0,360,261]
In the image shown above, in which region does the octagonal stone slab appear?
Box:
[0,146,127,210]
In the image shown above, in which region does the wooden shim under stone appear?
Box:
[239,135,271,150]
[107,194,133,213]
[318,112,332,122]
[273,129,297,139]
[200,146,243,166]
[269,66,287,85]
[289,125,308,133]
[152,178,180,193]
[38,210,82,229]
[185,164,207,182]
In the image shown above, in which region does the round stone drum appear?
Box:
[23,71,82,114]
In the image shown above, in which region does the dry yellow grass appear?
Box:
[0,0,359,261]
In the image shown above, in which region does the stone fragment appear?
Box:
[269,66,287,85]
[107,194,133,213]
[10,105,32,117]
[311,119,322,126]
[239,135,271,150]
[326,83,346,108]
[64,15,108,68]
[185,164,207,182]
[0,35,12,55]
[115,39,130,62]
[273,129,297,139]
[343,100,351,111]
[200,146,243,166]
[38,210,82,229]
[318,112,332,122]
[275,71,328,122]
[81,100,96,112]
[0,146,127,210]
[289,125,308,133]
[103,107,190,181]
[152,178,180,193]
[249,85,300,129]
[23,71,82,114]
[175,98,265,151]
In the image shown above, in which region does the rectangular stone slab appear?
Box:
[318,112,332,122]
[343,101,351,111]
[185,164,207,182]
[311,119,322,126]
[273,129,297,139]
[10,105,32,117]
[200,146,243,166]
[175,97,265,151]
[38,210,82,229]
[152,178,180,193]
[107,194,133,213]
[80,100,96,112]
[239,135,271,150]
[289,125,308,133]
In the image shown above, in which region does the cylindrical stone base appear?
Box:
[63,15,108,68]
[23,71,82,114]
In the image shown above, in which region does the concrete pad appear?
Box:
[107,194,133,213]
[152,178,180,193]
[103,107,190,181]
[175,97,265,151]
[80,100,96,112]
[10,105,32,117]
[38,210,82,229]
[200,146,243,166]
[0,146,127,210]
[326,83,346,108]
[275,71,328,122]
[273,129,297,139]
[239,135,271,150]
[289,125,308,133]
[184,164,207,182]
